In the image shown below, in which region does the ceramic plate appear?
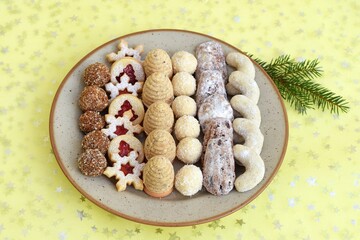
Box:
[49,29,288,226]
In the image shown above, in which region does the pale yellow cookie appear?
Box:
[171,96,197,118]
[143,156,174,198]
[108,94,145,125]
[176,137,202,164]
[142,72,174,107]
[172,72,196,96]
[171,51,197,74]
[108,135,144,163]
[143,49,173,78]
[174,115,200,141]
[175,165,203,196]
[144,129,176,162]
[143,101,174,134]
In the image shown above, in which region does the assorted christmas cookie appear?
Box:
[83,62,111,87]
[78,149,107,176]
[108,94,145,126]
[142,72,174,107]
[106,57,145,99]
[144,129,176,162]
[143,48,173,78]
[143,155,175,198]
[106,39,144,62]
[103,151,145,191]
[79,86,108,112]
[101,110,143,139]
[75,39,264,198]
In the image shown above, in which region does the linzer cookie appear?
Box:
[142,72,174,107]
[144,129,176,162]
[108,94,144,125]
[143,101,174,134]
[103,151,145,191]
[106,57,145,98]
[143,49,173,78]
[101,110,143,139]
[143,156,175,198]
[107,135,145,163]
[106,39,144,62]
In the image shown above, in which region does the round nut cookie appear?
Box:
[171,96,197,118]
[171,51,197,74]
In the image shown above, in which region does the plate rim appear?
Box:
[49,28,289,227]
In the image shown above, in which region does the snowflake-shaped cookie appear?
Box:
[106,39,144,62]
[101,110,143,139]
[103,151,145,191]
[105,74,143,99]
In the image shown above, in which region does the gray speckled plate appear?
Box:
[49,29,288,226]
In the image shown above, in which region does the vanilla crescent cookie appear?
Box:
[106,39,144,62]
[143,49,173,78]
[230,95,261,128]
[103,151,145,191]
[101,110,143,139]
[108,94,145,125]
[144,129,176,162]
[232,118,264,155]
[233,144,265,192]
[143,101,174,134]
[107,135,145,163]
[225,52,259,103]
[142,72,174,107]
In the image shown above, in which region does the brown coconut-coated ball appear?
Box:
[81,130,110,154]
[78,149,107,176]
[79,111,105,133]
[79,86,108,112]
[83,62,111,87]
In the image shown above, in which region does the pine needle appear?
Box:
[250,54,350,114]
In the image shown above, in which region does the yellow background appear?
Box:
[1,0,359,239]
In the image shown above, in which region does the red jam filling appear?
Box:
[115,100,138,122]
[118,140,134,157]
[116,64,137,85]
[114,124,128,136]
[118,89,131,95]
[120,162,134,176]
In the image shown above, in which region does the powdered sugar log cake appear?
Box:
[195,41,228,80]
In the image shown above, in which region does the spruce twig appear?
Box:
[250,54,349,114]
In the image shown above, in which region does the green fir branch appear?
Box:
[250,54,349,114]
